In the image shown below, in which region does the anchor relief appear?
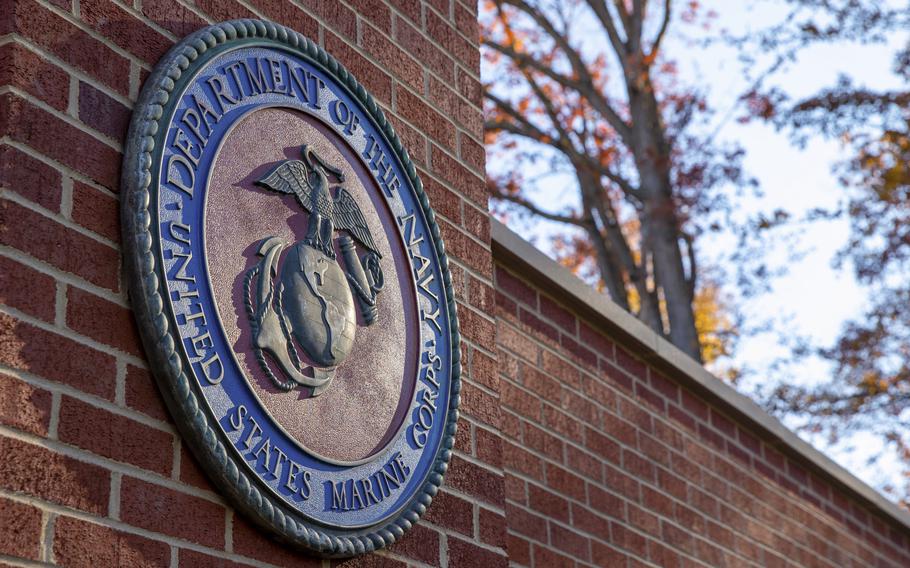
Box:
[244,145,384,396]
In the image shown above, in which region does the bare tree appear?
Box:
[483,0,747,362]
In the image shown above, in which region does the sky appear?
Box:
[488,1,910,498]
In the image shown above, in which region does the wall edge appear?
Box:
[490,218,910,533]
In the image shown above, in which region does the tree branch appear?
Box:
[483,38,633,141]
[650,0,672,59]
[493,191,589,226]
[583,0,629,65]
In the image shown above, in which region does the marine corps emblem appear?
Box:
[121,20,460,557]
[246,146,385,396]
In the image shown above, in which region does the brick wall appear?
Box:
[494,257,910,568]
[0,0,501,566]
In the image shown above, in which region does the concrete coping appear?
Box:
[490,219,910,533]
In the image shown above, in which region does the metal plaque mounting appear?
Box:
[121,19,460,557]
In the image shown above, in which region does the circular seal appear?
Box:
[121,20,460,557]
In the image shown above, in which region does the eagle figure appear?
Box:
[255,145,381,260]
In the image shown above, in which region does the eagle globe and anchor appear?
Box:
[244,144,385,397]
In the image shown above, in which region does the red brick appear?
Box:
[80,0,173,64]
[479,507,506,547]
[505,474,526,504]
[538,295,575,334]
[611,522,648,557]
[387,523,439,566]
[325,32,391,105]
[454,416,472,455]
[397,85,456,150]
[395,17,454,82]
[507,534,532,566]
[528,484,569,524]
[0,255,57,323]
[0,373,52,436]
[0,144,62,212]
[120,476,225,548]
[560,333,598,369]
[519,307,560,344]
[592,541,627,567]
[602,359,634,392]
[320,0,356,41]
[469,344,498,391]
[623,449,656,484]
[0,435,110,514]
[498,321,538,363]
[524,422,564,462]
[454,2,477,38]
[561,387,599,424]
[446,456,504,507]
[459,380,501,427]
[572,503,611,540]
[179,444,216,492]
[72,181,119,242]
[506,503,548,541]
[628,503,661,537]
[428,74,482,138]
[78,82,130,144]
[386,0,421,23]
[361,24,422,92]
[2,94,121,191]
[191,0,255,20]
[649,540,682,568]
[585,426,620,463]
[58,396,173,475]
[550,522,591,561]
[3,0,130,94]
[476,425,502,466]
[456,66,482,107]
[125,365,170,423]
[231,513,322,568]
[496,266,537,310]
[0,43,68,111]
[542,404,582,440]
[519,363,558,397]
[533,544,574,568]
[567,445,602,482]
[425,7,475,68]
[332,554,407,568]
[248,0,319,40]
[0,497,42,560]
[141,0,207,38]
[389,115,426,167]
[0,314,117,399]
[431,144,486,206]
[179,549,258,568]
[422,489,473,536]
[54,516,170,567]
[582,375,616,409]
[619,397,654,433]
[459,134,485,174]
[579,321,615,358]
[616,345,648,379]
[541,350,581,389]
[636,381,667,413]
[545,463,586,502]
[588,484,625,518]
[66,287,141,356]
[447,536,508,568]
[425,0,450,16]
[500,381,540,421]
